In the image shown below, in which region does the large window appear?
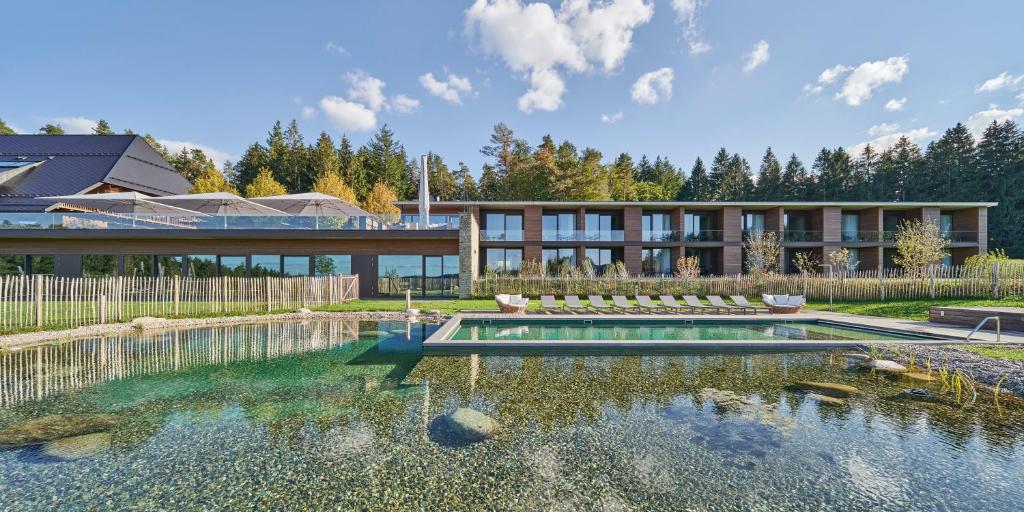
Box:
[188,255,217,277]
[641,248,672,276]
[684,212,717,241]
[83,255,118,277]
[125,255,153,277]
[542,248,576,275]
[542,212,576,241]
[156,256,183,277]
[425,255,459,296]
[315,255,352,276]
[841,213,860,242]
[282,256,311,277]
[485,248,522,274]
[251,255,282,277]
[685,248,717,276]
[642,212,672,241]
[378,255,459,297]
[482,212,523,241]
[939,213,953,237]
[584,248,616,274]
[585,212,619,241]
[219,256,247,277]
[0,255,25,275]
[742,212,765,233]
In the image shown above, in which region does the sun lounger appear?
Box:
[658,295,694,313]
[707,295,751,314]
[495,294,529,314]
[636,295,667,313]
[682,295,720,314]
[540,295,560,313]
[611,295,639,313]
[588,295,615,313]
[729,295,769,313]
[564,295,589,313]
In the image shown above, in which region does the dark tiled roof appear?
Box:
[0,135,191,211]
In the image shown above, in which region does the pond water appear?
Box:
[0,319,1022,510]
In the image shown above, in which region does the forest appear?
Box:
[2,117,1021,256]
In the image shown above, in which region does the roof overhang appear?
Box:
[394,200,998,210]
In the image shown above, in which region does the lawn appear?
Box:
[803,297,1024,321]
[960,345,1024,361]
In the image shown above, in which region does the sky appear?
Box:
[3,0,1024,177]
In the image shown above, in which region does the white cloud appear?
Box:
[419,72,474,104]
[631,67,673,105]
[157,139,236,168]
[319,96,377,132]
[1018,91,1024,104]
[742,40,769,72]
[835,56,909,106]
[671,0,711,56]
[884,97,906,111]
[802,65,851,97]
[390,94,421,114]
[965,105,1024,135]
[851,125,936,154]
[48,116,97,134]
[802,83,824,96]
[324,41,348,56]
[975,72,1024,93]
[301,106,317,119]
[465,0,653,113]
[345,70,387,112]
[600,111,624,124]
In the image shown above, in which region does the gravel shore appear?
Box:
[880,343,1024,395]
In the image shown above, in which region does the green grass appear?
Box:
[960,345,1024,361]
[803,297,1024,321]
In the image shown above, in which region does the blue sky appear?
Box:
[3,1,1023,176]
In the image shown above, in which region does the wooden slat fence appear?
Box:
[0,274,359,332]
[474,263,1024,301]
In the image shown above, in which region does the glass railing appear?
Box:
[641,230,724,242]
[0,213,458,231]
[481,229,524,241]
[784,230,822,242]
[682,230,723,242]
[541,230,625,242]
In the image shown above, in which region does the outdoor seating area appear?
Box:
[523,294,802,315]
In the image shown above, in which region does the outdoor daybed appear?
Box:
[495,294,530,314]
[762,294,806,314]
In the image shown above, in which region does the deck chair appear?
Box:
[588,295,615,313]
[611,295,639,313]
[540,295,560,313]
[659,295,694,313]
[682,295,720,314]
[729,295,769,313]
[636,295,667,313]
[563,295,589,313]
[707,295,751,314]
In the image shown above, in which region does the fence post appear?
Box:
[802,271,808,297]
[99,294,107,324]
[34,275,43,328]
[173,275,180,316]
[992,261,1000,298]
[878,267,885,301]
[929,264,936,299]
[117,276,124,321]
[265,276,272,312]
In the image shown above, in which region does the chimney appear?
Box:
[418,153,430,227]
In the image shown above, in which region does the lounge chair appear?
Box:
[636,295,667,313]
[563,295,589,313]
[659,295,694,313]
[729,295,769,313]
[762,294,805,314]
[682,295,721,314]
[495,294,529,314]
[611,295,639,313]
[540,295,560,313]
[588,295,615,313]
[707,295,751,314]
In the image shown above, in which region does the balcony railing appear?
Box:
[642,230,724,242]
[481,229,525,241]
[783,230,823,242]
[0,213,458,231]
[542,230,624,242]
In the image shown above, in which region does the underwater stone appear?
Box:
[806,393,846,406]
[842,353,871,361]
[901,371,937,382]
[0,414,119,446]
[444,408,500,442]
[295,308,313,314]
[130,317,168,330]
[901,388,939,403]
[42,432,112,460]
[859,359,907,373]
[794,381,861,397]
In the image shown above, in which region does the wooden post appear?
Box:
[34,275,43,328]
[117,276,124,321]
[992,261,1000,298]
[265,276,272,312]
[99,294,107,324]
[929,264,936,299]
[878,267,885,301]
[173,275,181,316]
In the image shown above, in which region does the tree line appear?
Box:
[2,116,1021,256]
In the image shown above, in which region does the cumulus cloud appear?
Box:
[47,116,98,134]
[465,0,654,112]
[600,111,624,124]
[835,56,909,106]
[851,124,936,154]
[742,40,769,72]
[965,105,1024,135]
[390,94,421,114]
[802,65,851,96]
[884,97,906,111]
[323,41,348,56]
[301,106,317,119]
[671,0,711,56]
[157,139,236,168]
[419,72,474,104]
[631,67,673,105]
[319,96,377,132]
[975,72,1024,93]
[345,70,388,112]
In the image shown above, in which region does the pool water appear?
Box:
[0,319,1022,510]
[448,319,938,342]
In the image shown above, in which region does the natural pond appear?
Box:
[0,319,1022,510]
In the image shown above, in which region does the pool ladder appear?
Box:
[965,316,1000,343]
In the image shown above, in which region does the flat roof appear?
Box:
[397,200,997,209]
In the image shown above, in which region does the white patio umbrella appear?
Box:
[148,192,287,228]
[40,192,209,227]
[250,192,370,229]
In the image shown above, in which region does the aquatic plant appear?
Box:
[994,374,1008,407]
[868,344,881,360]
[949,369,978,406]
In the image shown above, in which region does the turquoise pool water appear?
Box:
[448,319,938,342]
[0,319,1021,510]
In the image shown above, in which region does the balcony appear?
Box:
[481,229,524,241]
[0,212,458,231]
[542,230,624,242]
[642,230,724,242]
[783,230,822,242]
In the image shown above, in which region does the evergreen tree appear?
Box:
[39,124,64,135]
[92,120,114,135]
[781,154,809,201]
[634,155,654,182]
[309,131,341,181]
[0,119,15,135]
[754,147,783,200]
[454,162,480,201]
[142,134,171,160]
[479,164,501,200]
[280,120,309,192]
[651,156,685,200]
[685,157,712,200]
[364,125,409,198]
[348,147,371,201]
[244,167,287,197]
[810,148,834,200]
[717,154,754,200]
[975,120,1023,255]
[854,145,879,199]
[231,143,270,191]
[170,147,217,183]
[609,153,636,201]
[924,123,975,201]
[888,137,925,201]
[362,181,401,217]
[568,148,610,201]
[190,167,238,194]
[311,172,358,204]
[426,152,457,201]
[707,148,731,198]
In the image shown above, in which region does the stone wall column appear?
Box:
[458,207,480,298]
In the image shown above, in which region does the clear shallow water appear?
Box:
[0,319,1021,511]
[449,319,937,342]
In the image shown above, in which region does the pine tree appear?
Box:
[781,154,809,201]
[924,123,975,201]
[0,119,15,135]
[245,167,287,197]
[888,137,925,201]
[39,124,64,135]
[231,143,270,191]
[479,164,501,200]
[364,125,409,198]
[362,181,401,218]
[708,148,731,199]
[142,134,171,160]
[348,147,371,201]
[685,158,712,200]
[717,154,754,200]
[92,120,114,135]
[652,156,685,200]
[854,145,879,199]
[609,153,636,201]
[190,167,239,194]
[975,120,1023,255]
[170,147,217,183]
[754,147,783,200]
[280,120,309,192]
[309,131,341,181]
[311,172,358,204]
[426,152,457,201]
[634,155,654,183]
[810,148,834,200]
[454,162,480,201]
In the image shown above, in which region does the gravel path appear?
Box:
[880,343,1024,395]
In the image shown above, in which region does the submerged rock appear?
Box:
[444,408,500,442]
[42,432,112,460]
[806,393,847,406]
[0,414,119,446]
[130,317,167,330]
[859,359,908,373]
[793,381,861,397]
[901,388,939,403]
[902,371,937,382]
[842,353,871,361]
[295,307,313,314]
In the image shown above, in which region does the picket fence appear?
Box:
[0,274,359,332]
[474,263,1024,301]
